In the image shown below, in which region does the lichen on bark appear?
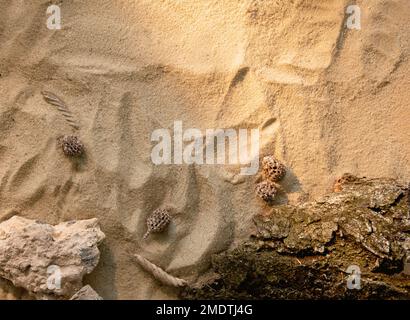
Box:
[182,175,410,299]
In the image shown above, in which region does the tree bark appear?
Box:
[182,175,410,299]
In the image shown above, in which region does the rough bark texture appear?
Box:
[0,217,105,299]
[182,175,410,299]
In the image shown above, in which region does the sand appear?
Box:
[0,0,409,299]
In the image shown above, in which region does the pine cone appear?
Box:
[59,135,85,157]
[262,156,286,182]
[143,208,171,239]
[255,181,278,202]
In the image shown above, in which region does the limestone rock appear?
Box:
[70,285,103,300]
[0,216,105,299]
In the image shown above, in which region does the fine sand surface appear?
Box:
[0,0,409,299]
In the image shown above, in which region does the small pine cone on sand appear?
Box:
[262,156,286,182]
[143,208,171,239]
[255,181,278,203]
[59,135,85,157]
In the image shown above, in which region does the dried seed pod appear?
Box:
[143,208,171,239]
[262,156,286,182]
[255,181,278,202]
[58,135,85,157]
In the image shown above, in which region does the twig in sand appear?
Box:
[133,254,188,288]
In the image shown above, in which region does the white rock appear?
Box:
[0,216,105,299]
[70,285,103,300]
